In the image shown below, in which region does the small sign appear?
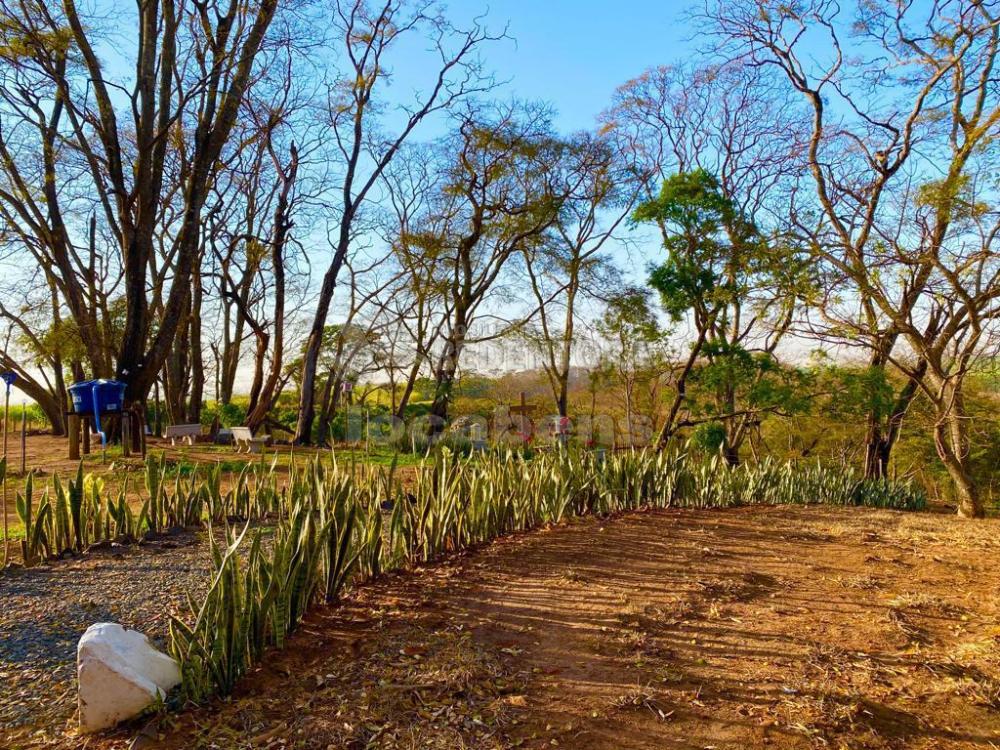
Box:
[0,372,17,389]
[341,381,353,394]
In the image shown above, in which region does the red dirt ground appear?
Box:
[60,503,1000,750]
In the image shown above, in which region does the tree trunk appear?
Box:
[219,296,240,406]
[12,380,65,436]
[935,419,981,518]
[428,363,457,428]
[553,277,578,419]
[557,384,569,420]
[624,377,634,449]
[722,442,740,467]
[47,276,69,423]
[186,273,205,423]
[863,426,892,479]
[245,147,294,433]
[429,315,467,428]
[295,221,352,444]
[720,377,739,466]
[860,337,925,480]
[246,336,266,416]
[656,327,709,450]
[944,458,981,519]
[163,288,192,424]
[316,371,338,445]
[0,350,65,434]
[862,373,922,478]
[112,0,281,406]
[933,391,982,518]
[153,379,162,437]
[295,314,326,444]
[394,354,425,421]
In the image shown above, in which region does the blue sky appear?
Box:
[88,0,689,291]
[484,1,692,132]
[393,1,694,135]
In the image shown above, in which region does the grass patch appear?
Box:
[0,521,25,541]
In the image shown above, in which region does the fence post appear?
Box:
[122,415,131,458]
[68,414,81,460]
[2,383,8,462]
[19,403,25,474]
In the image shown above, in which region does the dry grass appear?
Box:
[888,592,965,617]
[887,606,932,645]
[841,573,883,590]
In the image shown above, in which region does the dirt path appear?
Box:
[133,505,1000,750]
[10,505,1000,750]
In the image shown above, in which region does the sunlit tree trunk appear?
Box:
[933,384,982,518]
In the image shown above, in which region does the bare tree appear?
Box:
[0,0,286,410]
[521,132,631,418]
[379,143,451,419]
[703,0,1000,514]
[313,252,401,442]
[417,102,564,425]
[293,0,500,443]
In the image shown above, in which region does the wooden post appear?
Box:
[82,416,91,455]
[509,391,533,444]
[19,402,26,475]
[122,415,131,458]
[2,386,7,566]
[2,385,9,462]
[68,414,81,460]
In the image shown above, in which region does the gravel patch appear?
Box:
[0,532,212,738]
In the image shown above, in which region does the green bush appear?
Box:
[199,400,248,428]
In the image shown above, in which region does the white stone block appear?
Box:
[77,622,181,733]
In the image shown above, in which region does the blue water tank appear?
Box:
[68,379,127,416]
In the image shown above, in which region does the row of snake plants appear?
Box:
[166,448,924,702]
[12,453,283,566]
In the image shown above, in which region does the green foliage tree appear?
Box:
[634,170,810,462]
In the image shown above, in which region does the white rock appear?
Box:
[77,622,181,733]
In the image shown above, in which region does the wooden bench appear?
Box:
[164,423,203,446]
[231,426,270,454]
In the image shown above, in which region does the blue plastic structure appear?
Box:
[68,379,127,449]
